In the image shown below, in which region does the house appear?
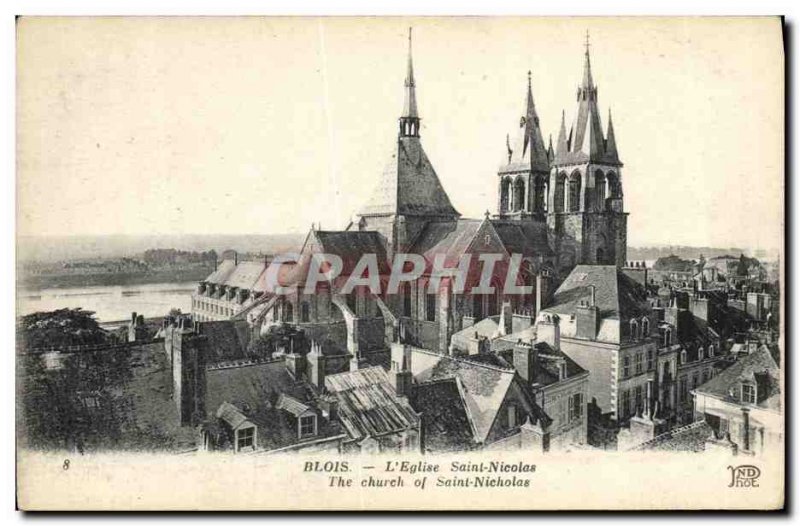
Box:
[324,366,422,453]
[692,345,781,456]
[393,343,552,452]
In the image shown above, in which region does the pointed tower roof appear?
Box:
[402,27,418,119]
[605,108,620,164]
[358,29,459,219]
[555,32,621,167]
[555,109,569,158]
[500,71,550,174]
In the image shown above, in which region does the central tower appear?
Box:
[547,35,627,275]
[355,29,460,257]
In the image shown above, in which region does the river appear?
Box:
[17,282,196,323]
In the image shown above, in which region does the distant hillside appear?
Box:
[628,245,777,262]
[17,234,307,264]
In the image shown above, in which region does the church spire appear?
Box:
[605,108,620,163]
[400,27,420,137]
[581,30,594,92]
[555,109,568,157]
[501,70,549,172]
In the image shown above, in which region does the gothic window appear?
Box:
[554,172,566,212]
[300,302,310,323]
[513,177,526,211]
[472,294,483,321]
[607,172,619,198]
[680,349,687,364]
[596,248,605,264]
[500,178,510,213]
[595,170,606,210]
[568,171,581,212]
[488,290,500,317]
[425,293,436,322]
[284,302,294,323]
[402,283,412,317]
[642,317,649,337]
[533,175,546,212]
[665,328,672,347]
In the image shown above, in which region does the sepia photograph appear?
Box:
[14,16,785,511]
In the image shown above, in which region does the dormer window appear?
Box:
[237,427,255,451]
[680,350,687,364]
[742,383,756,404]
[641,318,649,337]
[708,345,715,358]
[300,414,317,438]
[698,347,705,360]
[630,320,639,341]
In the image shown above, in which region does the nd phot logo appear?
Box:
[727,465,761,488]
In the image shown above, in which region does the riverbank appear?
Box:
[18,267,211,291]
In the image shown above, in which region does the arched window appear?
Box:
[595,170,606,210]
[596,248,605,264]
[500,178,510,213]
[708,344,715,357]
[554,172,566,212]
[533,175,546,212]
[568,171,581,212]
[402,283,412,317]
[698,346,705,360]
[513,177,526,211]
[641,317,649,338]
[300,302,310,323]
[665,328,672,347]
[607,172,619,198]
[284,302,294,323]
[630,319,639,341]
[680,350,687,364]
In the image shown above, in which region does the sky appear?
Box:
[16,17,784,252]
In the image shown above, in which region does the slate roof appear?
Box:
[197,320,248,364]
[216,401,250,430]
[358,136,459,218]
[490,220,554,257]
[495,341,588,387]
[224,261,268,290]
[413,377,478,451]
[547,265,649,321]
[324,366,420,443]
[428,353,550,443]
[204,359,342,451]
[205,259,238,285]
[410,219,485,267]
[276,393,312,417]
[635,420,714,453]
[450,316,503,351]
[313,230,390,275]
[694,346,781,411]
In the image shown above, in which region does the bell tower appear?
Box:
[547,33,627,275]
[496,71,550,220]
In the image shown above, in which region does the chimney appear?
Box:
[233,251,239,265]
[323,396,338,422]
[537,313,560,350]
[576,286,599,340]
[131,312,138,325]
[285,352,307,380]
[557,359,567,381]
[497,301,512,336]
[306,341,327,390]
[644,379,653,417]
[513,340,538,384]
